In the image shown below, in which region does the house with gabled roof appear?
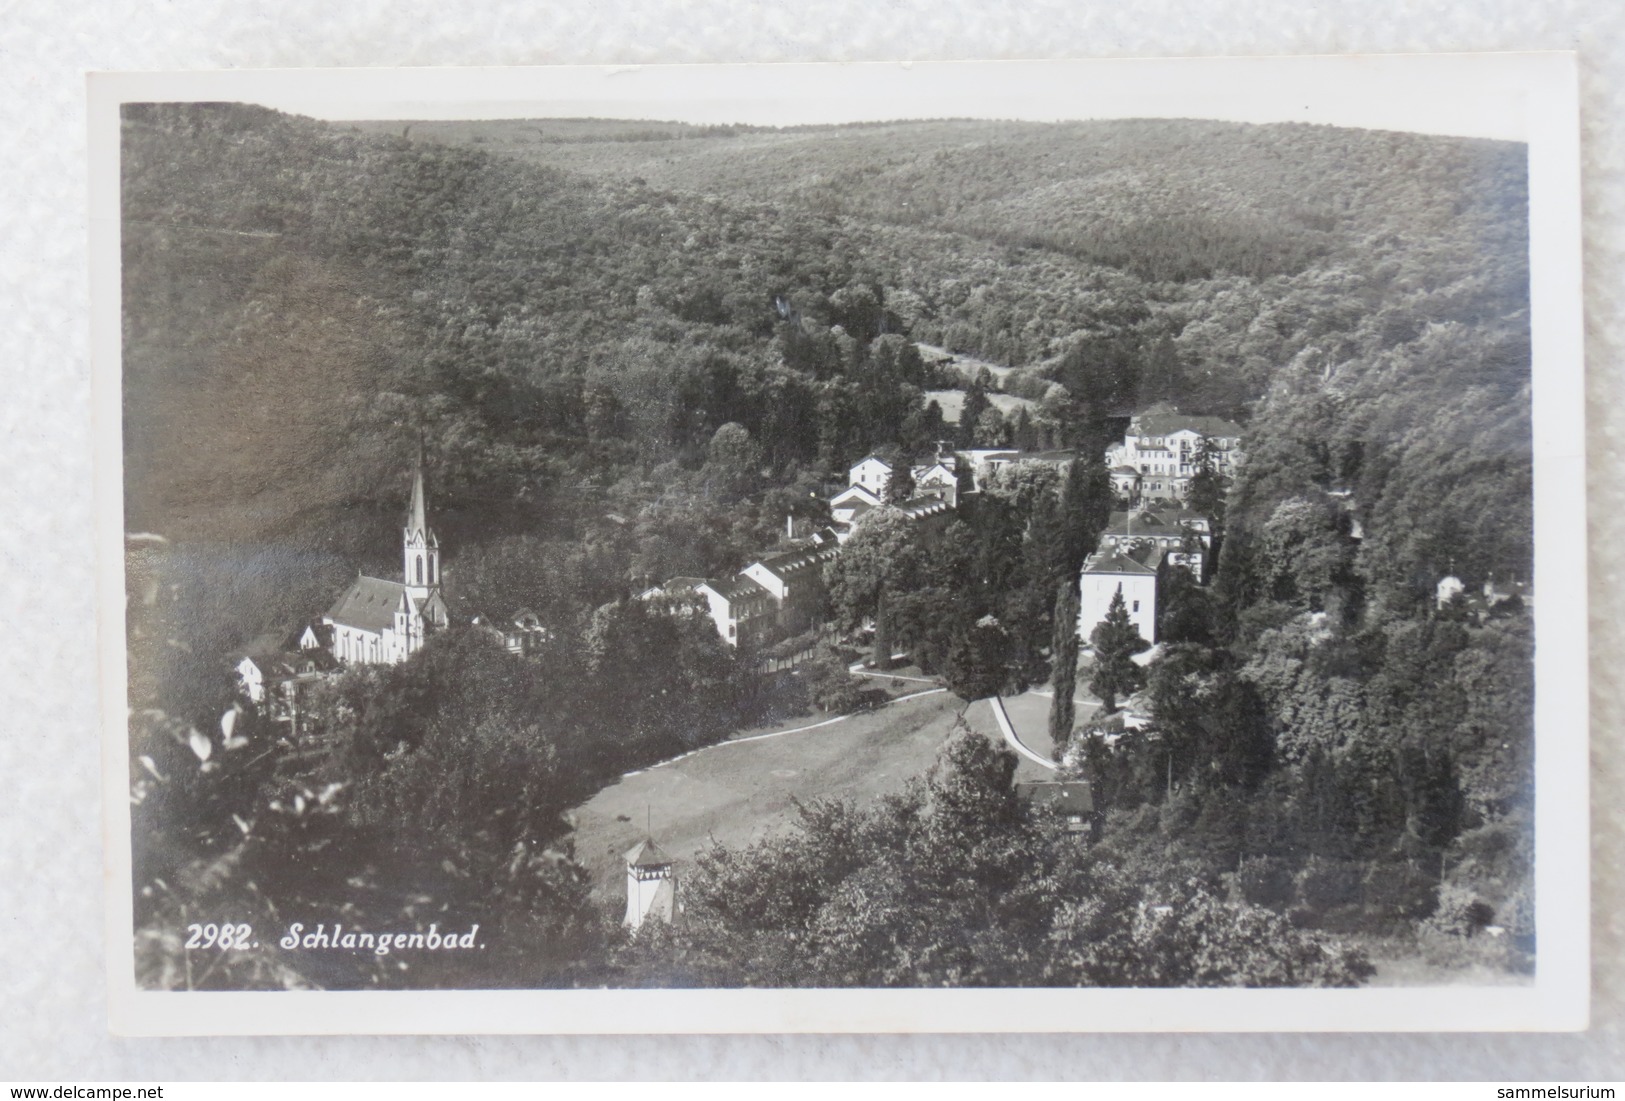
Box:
[742,543,841,635]
[830,483,882,524]
[910,460,959,506]
[640,574,775,649]
[848,455,895,498]
[231,629,338,724]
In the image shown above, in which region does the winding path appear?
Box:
[987,696,1058,772]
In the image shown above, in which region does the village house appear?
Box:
[1078,542,1166,645]
[320,462,451,666]
[232,630,338,725]
[911,459,959,507]
[956,447,1077,493]
[848,455,895,498]
[741,543,841,636]
[640,575,777,649]
[829,483,882,525]
[1106,406,1244,503]
[470,608,553,656]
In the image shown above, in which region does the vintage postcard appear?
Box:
[90,55,1588,1034]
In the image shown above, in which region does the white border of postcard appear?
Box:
[91,53,1588,1035]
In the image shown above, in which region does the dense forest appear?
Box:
[124,104,1533,989]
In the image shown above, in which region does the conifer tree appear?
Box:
[1045,455,1113,741]
[1088,590,1150,714]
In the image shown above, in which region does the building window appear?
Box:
[1132,600,1141,612]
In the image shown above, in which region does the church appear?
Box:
[321,461,450,665]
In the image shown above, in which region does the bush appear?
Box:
[1361,861,1438,923]
[1425,883,1498,937]
[1235,855,1295,910]
[1294,856,1364,913]
[804,646,867,713]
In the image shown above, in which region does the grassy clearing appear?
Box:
[923,388,1039,426]
[568,689,1002,901]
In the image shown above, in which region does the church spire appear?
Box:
[408,455,428,542]
[403,448,439,596]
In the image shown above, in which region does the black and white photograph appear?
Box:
[91,57,1588,1034]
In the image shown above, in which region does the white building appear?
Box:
[1078,544,1165,645]
[910,460,959,506]
[829,483,882,525]
[641,575,775,649]
[742,544,840,635]
[1106,408,1244,503]
[623,839,677,930]
[1436,574,1467,609]
[321,462,450,665]
[848,455,894,498]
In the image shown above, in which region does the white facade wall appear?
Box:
[624,866,675,929]
[1078,572,1159,645]
[849,457,892,495]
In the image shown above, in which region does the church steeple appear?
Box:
[403,453,440,599]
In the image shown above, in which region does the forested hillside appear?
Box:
[124,104,1534,989]
[126,105,1527,696]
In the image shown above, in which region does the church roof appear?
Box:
[624,838,674,868]
[325,575,409,633]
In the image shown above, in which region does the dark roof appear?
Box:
[1130,413,1244,439]
[851,454,893,470]
[986,449,1078,464]
[1017,780,1094,815]
[750,545,838,578]
[1104,510,1207,541]
[624,838,674,867]
[706,575,771,603]
[1083,546,1163,576]
[325,575,409,633]
[895,496,953,518]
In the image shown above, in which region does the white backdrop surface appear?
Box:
[3,0,1622,1080]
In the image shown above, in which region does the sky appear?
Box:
[95,54,1553,142]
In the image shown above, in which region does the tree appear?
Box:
[705,421,763,501]
[958,380,992,447]
[1049,579,1082,745]
[1089,590,1149,713]
[1032,455,1115,738]
[942,614,1014,711]
[1184,435,1227,526]
[825,506,925,670]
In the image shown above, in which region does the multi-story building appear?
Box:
[1078,543,1166,645]
[1106,407,1244,503]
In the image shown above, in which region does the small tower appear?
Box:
[623,838,677,930]
[403,457,440,602]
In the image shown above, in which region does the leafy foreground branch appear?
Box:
[610,729,1374,988]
